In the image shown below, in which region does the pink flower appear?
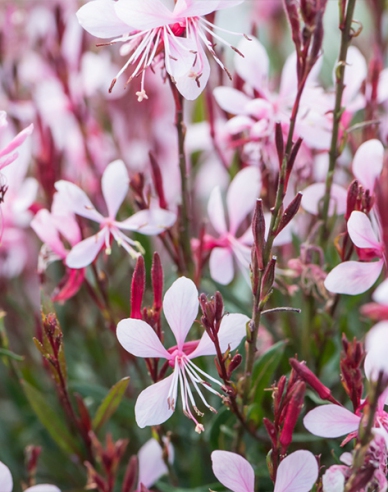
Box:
[137,438,174,491]
[0,112,33,171]
[55,159,176,268]
[205,167,261,284]
[324,211,385,295]
[211,449,318,492]
[0,461,60,492]
[77,0,244,100]
[117,276,249,432]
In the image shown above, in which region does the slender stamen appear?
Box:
[186,358,224,387]
[184,362,218,411]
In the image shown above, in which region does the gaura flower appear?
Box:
[211,449,319,492]
[55,159,176,268]
[77,0,244,101]
[0,461,60,492]
[117,276,249,432]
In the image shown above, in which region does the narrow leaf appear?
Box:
[92,377,130,432]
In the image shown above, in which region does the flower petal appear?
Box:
[365,322,388,380]
[213,87,251,115]
[174,44,210,101]
[373,278,388,305]
[0,462,13,492]
[301,183,347,216]
[163,277,199,349]
[322,466,346,492]
[347,211,382,252]
[190,313,249,358]
[77,0,131,38]
[25,486,61,492]
[324,260,383,295]
[118,208,176,234]
[65,232,106,269]
[114,0,173,30]
[234,37,269,93]
[117,318,171,359]
[175,0,243,17]
[304,405,360,438]
[226,167,261,235]
[209,247,234,285]
[352,139,384,191]
[138,439,172,489]
[208,186,227,235]
[135,373,176,427]
[55,180,104,222]
[31,209,68,259]
[211,451,254,492]
[102,160,129,218]
[274,450,318,492]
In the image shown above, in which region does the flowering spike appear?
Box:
[260,256,277,303]
[151,252,164,312]
[279,380,306,453]
[276,192,302,235]
[275,122,284,168]
[131,256,146,319]
[252,199,266,271]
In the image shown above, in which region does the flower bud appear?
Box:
[131,256,145,319]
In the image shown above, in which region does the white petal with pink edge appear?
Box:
[373,278,388,305]
[227,167,261,235]
[65,232,106,269]
[301,183,347,216]
[213,87,251,115]
[324,259,384,295]
[163,277,199,349]
[0,461,13,492]
[274,450,318,492]
[117,318,171,359]
[55,180,104,222]
[347,211,382,252]
[303,405,360,438]
[211,451,254,492]
[135,373,176,427]
[25,486,61,492]
[352,139,384,191]
[137,439,172,490]
[190,313,249,358]
[209,247,234,285]
[114,0,174,31]
[322,466,346,492]
[174,43,210,101]
[31,210,68,259]
[76,0,131,38]
[175,0,243,17]
[102,160,129,219]
[208,186,227,235]
[365,322,388,381]
[235,37,269,93]
[118,209,176,234]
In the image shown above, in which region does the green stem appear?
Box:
[320,0,357,239]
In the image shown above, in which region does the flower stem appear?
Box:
[319,0,358,239]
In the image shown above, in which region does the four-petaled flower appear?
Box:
[211,449,319,492]
[55,159,176,268]
[77,0,244,101]
[117,276,249,432]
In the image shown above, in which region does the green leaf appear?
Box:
[157,482,224,492]
[0,348,24,361]
[92,377,130,432]
[248,340,287,424]
[21,380,81,456]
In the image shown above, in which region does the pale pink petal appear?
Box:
[377,68,388,103]
[0,462,13,492]
[174,44,210,101]
[225,116,255,135]
[114,0,173,30]
[76,0,131,38]
[135,373,176,427]
[55,180,104,222]
[101,160,129,218]
[211,451,254,492]
[342,47,367,106]
[118,209,176,234]
[208,186,227,235]
[213,87,251,115]
[373,278,388,305]
[352,139,384,191]
[303,405,360,438]
[175,0,243,17]
[138,439,172,489]
[322,466,346,492]
[347,211,382,252]
[274,450,318,492]
[65,232,106,269]
[117,318,171,359]
[25,486,61,492]
[280,51,321,98]
[190,313,249,358]
[301,183,347,216]
[13,177,39,216]
[209,247,234,285]
[163,277,199,349]
[0,123,33,166]
[31,210,68,258]
[227,167,261,235]
[234,37,269,93]
[365,322,388,380]
[165,35,197,79]
[324,260,383,295]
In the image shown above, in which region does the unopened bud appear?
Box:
[122,455,138,492]
[227,353,242,379]
[151,252,163,311]
[263,418,277,448]
[131,256,145,319]
[149,152,168,209]
[252,199,266,271]
[260,256,276,302]
[276,192,302,234]
[283,0,302,53]
[275,122,284,168]
[285,138,303,191]
[345,180,360,220]
[279,381,306,452]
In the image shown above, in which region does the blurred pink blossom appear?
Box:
[0,461,60,492]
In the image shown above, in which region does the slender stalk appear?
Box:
[169,81,194,278]
[320,0,357,238]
